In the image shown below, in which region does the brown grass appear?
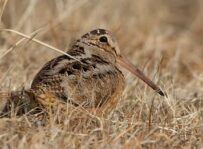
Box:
[0,0,203,148]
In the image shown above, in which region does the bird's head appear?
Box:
[78,29,165,96]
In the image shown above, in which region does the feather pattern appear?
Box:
[31,43,124,108]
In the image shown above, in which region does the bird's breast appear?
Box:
[31,54,125,109]
[61,59,125,108]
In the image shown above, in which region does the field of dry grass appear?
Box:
[0,0,203,148]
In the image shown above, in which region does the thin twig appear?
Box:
[0,28,42,59]
[0,28,81,62]
[0,0,8,23]
[148,96,155,131]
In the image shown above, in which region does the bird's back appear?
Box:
[31,46,125,110]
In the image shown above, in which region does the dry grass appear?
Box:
[0,0,203,148]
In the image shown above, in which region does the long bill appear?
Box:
[117,56,165,96]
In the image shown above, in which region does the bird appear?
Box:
[0,28,165,116]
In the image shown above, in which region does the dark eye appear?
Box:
[99,36,108,43]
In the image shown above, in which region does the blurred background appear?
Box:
[0,0,203,96]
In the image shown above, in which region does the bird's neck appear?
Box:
[68,41,116,65]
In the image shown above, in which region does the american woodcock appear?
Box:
[1,29,165,115]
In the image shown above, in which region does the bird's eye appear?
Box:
[99,36,108,43]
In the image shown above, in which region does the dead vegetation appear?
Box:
[0,0,202,148]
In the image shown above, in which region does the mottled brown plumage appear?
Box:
[1,29,165,116]
[30,29,125,112]
[29,28,164,113]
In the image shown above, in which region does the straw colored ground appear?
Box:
[0,0,202,148]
